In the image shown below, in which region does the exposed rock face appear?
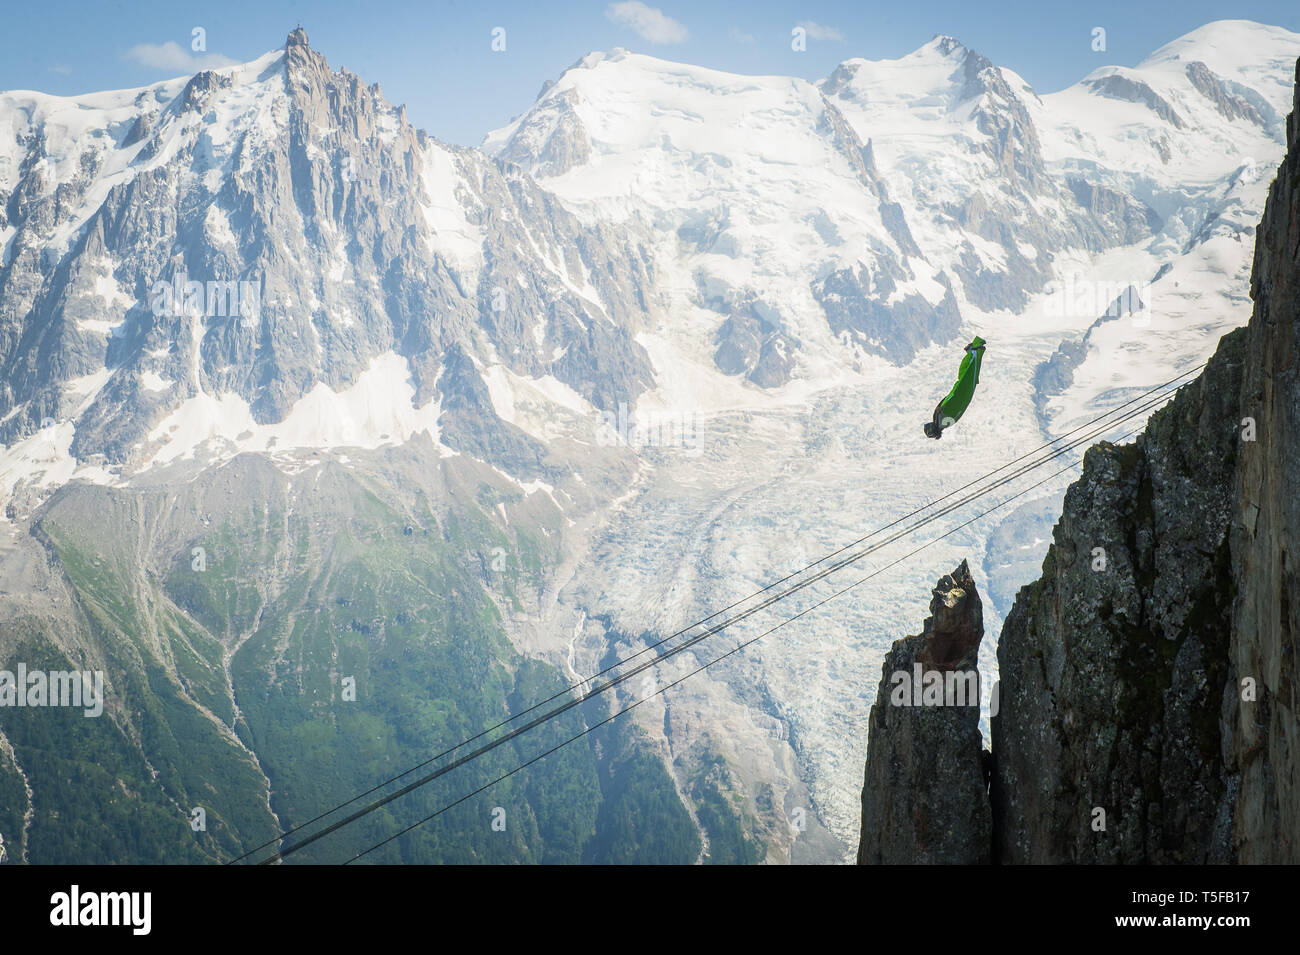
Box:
[994,327,1245,863]
[711,294,800,388]
[0,29,657,465]
[960,46,1045,191]
[497,88,592,177]
[858,57,1300,865]
[858,560,990,864]
[1084,74,1187,129]
[815,265,962,366]
[1225,56,1300,863]
[1066,178,1164,249]
[1186,61,1267,128]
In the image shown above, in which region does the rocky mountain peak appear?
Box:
[285,24,331,83]
[928,34,967,58]
[0,30,661,491]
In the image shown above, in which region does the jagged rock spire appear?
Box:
[858,560,991,864]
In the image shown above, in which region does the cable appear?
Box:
[342,434,1121,864]
[253,382,1185,863]
[229,363,1202,864]
[250,380,1183,863]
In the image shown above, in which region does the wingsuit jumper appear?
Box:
[924,336,986,439]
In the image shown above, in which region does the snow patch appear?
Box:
[144,352,452,466]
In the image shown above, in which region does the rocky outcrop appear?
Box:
[858,560,991,864]
[1186,61,1267,128]
[814,265,963,366]
[1066,178,1163,249]
[960,46,1045,191]
[711,300,799,388]
[1084,74,1187,129]
[497,88,592,177]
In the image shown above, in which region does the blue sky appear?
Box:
[2,0,1298,145]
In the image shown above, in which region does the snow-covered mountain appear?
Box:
[485,47,965,377]
[0,21,1296,863]
[479,19,1300,857]
[0,29,655,514]
[485,21,1296,427]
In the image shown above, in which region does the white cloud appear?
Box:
[797,21,846,43]
[123,41,238,73]
[605,2,689,45]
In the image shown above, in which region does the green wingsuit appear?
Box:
[924,336,986,439]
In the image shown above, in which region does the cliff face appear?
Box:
[1224,56,1300,863]
[992,328,1245,863]
[858,58,1300,865]
[858,560,990,864]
